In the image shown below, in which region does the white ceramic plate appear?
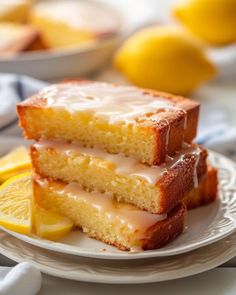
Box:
[0,230,235,284]
[0,1,121,80]
[0,137,236,259]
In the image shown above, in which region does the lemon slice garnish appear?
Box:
[34,205,73,240]
[0,146,31,183]
[0,173,73,239]
[0,172,32,234]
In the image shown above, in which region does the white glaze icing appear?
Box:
[37,178,166,236]
[183,110,188,130]
[193,152,200,188]
[35,140,202,185]
[33,0,120,33]
[38,82,183,124]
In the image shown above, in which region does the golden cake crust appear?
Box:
[17,80,200,165]
[157,145,208,213]
[142,202,186,250]
[95,202,186,251]
[183,166,218,209]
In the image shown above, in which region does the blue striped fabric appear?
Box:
[197,101,236,161]
[0,74,47,136]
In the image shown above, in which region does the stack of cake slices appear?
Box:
[17,80,217,251]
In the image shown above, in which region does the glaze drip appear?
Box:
[39,82,183,124]
[35,140,202,185]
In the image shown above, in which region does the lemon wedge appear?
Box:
[114,26,216,95]
[0,173,73,240]
[34,205,73,240]
[0,146,31,183]
[0,172,32,235]
[173,0,236,45]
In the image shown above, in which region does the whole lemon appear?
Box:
[173,0,236,45]
[114,26,216,95]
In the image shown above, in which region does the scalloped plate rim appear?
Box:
[0,230,235,284]
[0,138,236,260]
[1,217,236,260]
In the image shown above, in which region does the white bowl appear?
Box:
[0,37,119,80]
[0,1,121,80]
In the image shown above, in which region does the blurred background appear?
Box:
[0,0,236,158]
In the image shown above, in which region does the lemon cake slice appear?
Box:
[0,22,38,56]
[17,80,200,165]
[33,176,186,251]
[31,141,207,214]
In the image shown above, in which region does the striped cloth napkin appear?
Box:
[0,74,47,137]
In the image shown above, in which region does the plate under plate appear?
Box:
[0,137,236,259]
[0,230,235,283]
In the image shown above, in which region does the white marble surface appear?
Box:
[39,268,236,295]
[0,254,236,294]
